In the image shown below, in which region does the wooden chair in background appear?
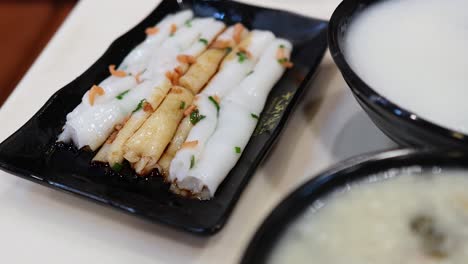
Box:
[0,0,77,106]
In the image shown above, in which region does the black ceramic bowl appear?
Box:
[241,148,468,263]
[328,0,468,150]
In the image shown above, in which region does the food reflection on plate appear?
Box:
[57,10,294,200]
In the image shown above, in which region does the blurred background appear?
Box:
[0,0,77,106]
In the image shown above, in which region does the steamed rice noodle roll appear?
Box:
[58,76,166,150]
[226,38,293,114]
[200,30,275,98]
[168,30,275,184]
[140,18,224,81]
[58,10,193,149]
[170,38,293,199]
[94,18,226,165]
[119,10,194,75]
[166,94,218,180]
[158,24,250,172]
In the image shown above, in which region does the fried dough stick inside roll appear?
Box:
[93,18,225,166]
[178,49,227,94]
[123,86,194,175]
[157,116,192,174]
[158,24,249,173]
[178,23,248,94]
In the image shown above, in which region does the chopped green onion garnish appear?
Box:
[185,20,192,27]
[208,96,220,113]
[111,163,123,172]
[199,38,208,45]
[225,47,233,54]
[190,109,206,125]
[235,146,241,154]
[279,44,285,49]
[180,101,186,109]
[132,99,145,113]
[251,113,259,119]
[237,51,248,63]
[278,58,288,64]
[116,89,130,100]
[190,155,195,169]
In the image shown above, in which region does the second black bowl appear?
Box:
[328,0,468,150]
[241,149,468,263]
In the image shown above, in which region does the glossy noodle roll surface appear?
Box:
[120,10,194,75]
[201,30,275,98]
[168,94,218,180]
[177,101,257,198]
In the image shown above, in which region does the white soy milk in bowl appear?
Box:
[344,0,468,134]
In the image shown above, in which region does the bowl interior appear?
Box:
[328,0,468,149]
[241,149,468,263]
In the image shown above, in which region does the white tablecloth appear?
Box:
[0,0,396,263]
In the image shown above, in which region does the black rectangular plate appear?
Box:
[0,0,327,235]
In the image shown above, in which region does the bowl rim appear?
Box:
[240,148,468,263]
[328,0,468,145]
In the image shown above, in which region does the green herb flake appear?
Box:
[185,20,192,27]
[279,44,285,49]
[111,163,123,172]
[189,109,206,125]
[235,146,241,154]
[251,113,259,119]
[190,155,195,169]
[180,101,186,110]
[247,70,254,76]
[116,89,130,100]
[208,96,220,113]
[170,33,175,37]
[199,38,208,45]
[225,47,232,54]
[278,58,288,64]
[237,51,248,63]
[132,99,145,113]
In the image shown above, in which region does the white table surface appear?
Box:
[0,0,397,263]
